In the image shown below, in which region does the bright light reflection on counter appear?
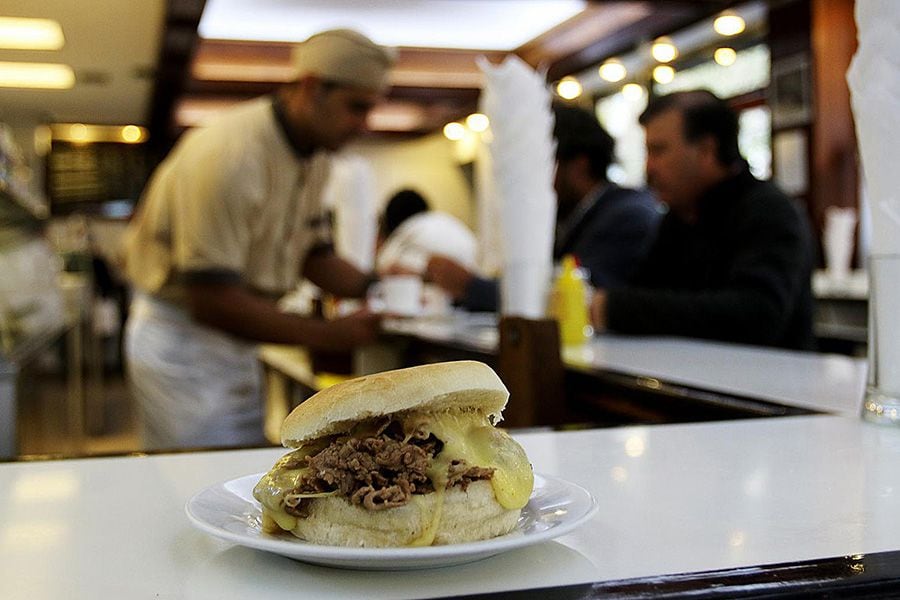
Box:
[2,521,69,550]
[13,471,79,503]
[625,435,646,457]
[729,530,745,547]
[610,466,628,482]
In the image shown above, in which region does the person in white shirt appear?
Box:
[375,189,477,275]
[122,29,394,450]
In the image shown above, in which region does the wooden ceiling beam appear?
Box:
[543,1,734,82]
[516,2,654,70]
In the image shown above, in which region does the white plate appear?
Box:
[186,472,597,570]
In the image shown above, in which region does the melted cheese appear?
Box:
[253,445,321,532]
[408,489,445,547]
[420,411,534,510]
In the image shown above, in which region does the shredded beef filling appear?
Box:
[447,459,495,491]
[283,419,495,514]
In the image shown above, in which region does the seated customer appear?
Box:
[590,90,815,350]
[427,104,661,311]
[375,189,477,274]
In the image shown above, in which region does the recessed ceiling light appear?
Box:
[653,65,675,85]
[465,113,489,132]
[651,38,678,63]
[714,47,738,66]
[0,17,64,50]
[599,59,627,83]
[0,61,74,89]
[443,122,466,141]
[714,12,746,37]
[556,77,582,100]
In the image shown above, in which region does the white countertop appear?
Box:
[565,335,868,417]
[382,313,869,418]
[2,415,899,599]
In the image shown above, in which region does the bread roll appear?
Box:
[255,361,532,547]
[281,360,509,446]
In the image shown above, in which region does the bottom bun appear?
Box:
[289,480,521,547]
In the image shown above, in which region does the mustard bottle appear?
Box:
[549,255,590,346]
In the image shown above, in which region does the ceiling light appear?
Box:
[199,0,587,51]
[651,38,678,63]
[0,61,74,89]
[556,77,582,100]
[50,123,148,144]
[599,59,627,83]
[621,83,644,101]
[121,125,144,143]
[366,102,426,132]
[653,65,675,85]
[0,17,64,50]
[192,62,296,83]
[715,47,738,67]
[69,123,88,142]
[466,113,489,133]
[443,122,466,141]
[714,12,746,36]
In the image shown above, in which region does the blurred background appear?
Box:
[0,0,862,457]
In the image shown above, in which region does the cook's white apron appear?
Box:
[124,293,265,450]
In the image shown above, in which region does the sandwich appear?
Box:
[253,360,534,547]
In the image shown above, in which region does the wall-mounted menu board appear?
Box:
[46,142,150,215]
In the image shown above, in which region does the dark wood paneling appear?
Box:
[810,0,858,251]
[768,0,859,268]
[146,0,207,156]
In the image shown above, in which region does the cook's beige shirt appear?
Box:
[123,96,332,305]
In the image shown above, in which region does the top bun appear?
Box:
[281,361,508,447]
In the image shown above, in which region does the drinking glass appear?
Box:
[862,254,900,425]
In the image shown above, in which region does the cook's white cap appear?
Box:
[292,28,396,92]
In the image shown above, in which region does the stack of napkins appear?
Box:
[847,0,900,397]
[847,0,900,257]
[326,155,378,272]
[477,55,556,318]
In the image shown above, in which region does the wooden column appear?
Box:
[497,317,566,429]
[768,0,859,266]
[810,0,859,237]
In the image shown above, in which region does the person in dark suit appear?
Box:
[426,104,661,311]
[590,90,815,350]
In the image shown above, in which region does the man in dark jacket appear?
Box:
[590,90,815,350]
[426,104,660,311]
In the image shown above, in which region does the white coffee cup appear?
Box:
[377,275,423,316]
